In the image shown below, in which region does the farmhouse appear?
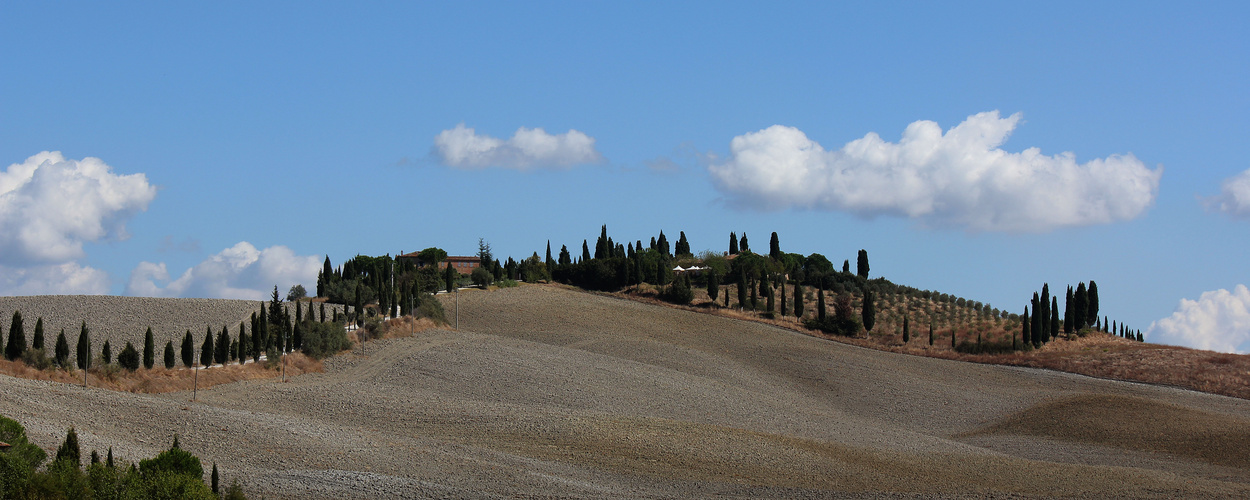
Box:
[397,252,481,275]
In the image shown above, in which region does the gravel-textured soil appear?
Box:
[3,284,1250,498]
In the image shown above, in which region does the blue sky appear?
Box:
[2,2,1249,351]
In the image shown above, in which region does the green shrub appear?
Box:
[118,342,141,371]
[495,279,519,288]
[140,439,203,479]
[471,266,493,288]
[21,348,53,370]
[300,321,351,360]
[416,293,447,324]
[803,316,862,337]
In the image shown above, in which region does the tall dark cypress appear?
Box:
[769,232,781,260]
[1087,281,1100,328]
[1022,307,1031,347]
[55,329,70,368]
[181,329,194,367]
[856,250,870,279]
[1030,293,1041,347]
[201,326,214,367]
[216,325,229,364]
[33,317,44,351]
[739,233,749,253]
[76,321,91,370]
[737,268,747,309]
[1040,284,1050,344]
[707,271,720,305]
[729,232,738,255]
[902,316,910,343]
[929,323,934,346]
[1074,282,1088,329]
[164,341,175,369]
[143,327,155,369]
[1064,286,1074,334]
[5,311,24,361]
[581,240,591,262]
[1051,297,1060,340]
[238,322,248,364]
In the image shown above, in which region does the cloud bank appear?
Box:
[433,124,604,170]
[708,111,1162,232]
[1206,169,1250,218]
[0,152,156,295]
[1148,285,1250,354]
[126,242,321,300]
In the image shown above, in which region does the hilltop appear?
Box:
[2,285,1250,498]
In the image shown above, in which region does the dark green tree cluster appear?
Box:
[1,416,233,499]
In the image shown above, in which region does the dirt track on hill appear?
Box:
[4,284,1250,498]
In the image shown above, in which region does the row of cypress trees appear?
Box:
[1,295,344,373]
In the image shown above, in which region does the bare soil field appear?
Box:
[3,284,1250,498]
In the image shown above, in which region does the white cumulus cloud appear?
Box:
[0,151,156,264]
[708,111,1162,232]
[1205,169,1250,218]
[1148,285,1250,354]
[0,262,110,296]
[126,242,321,300]
[433,123,604,170]
[0,151,156,295]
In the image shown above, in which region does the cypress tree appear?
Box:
[739,233,749,253]
[76,321,91,370]
[750,277,758,310]
[252,312,263,362]
[794,281,805,318]
[1074,282,1088,329]
[817,285,826,320]
[107,447,114,468]
[903,316,910,343]
[181,329,194,367]
[56,427,81,468]
[212,462,220,494]
[857,250,870,279]
[118,341,140,371]
[1051,297,1060,340]
[677,231,690,257]
[201,326,214,367]
[164,341,175,369]
[216,325,229,364]
[707,272,720,305]
[737,268,747,309]
[842,260,850,274]
[1136,330,1143,342]
[729,232,738,255]
[929,323,934,346]
[5,311,24,361]
[1040,284,1050,344]
[33,317,44,351]
[1088,281,1100,327]
[951,326,957,349]
[657,231,670,257]
[1064,286,1074,334]
[862,290,875,333]
[102,339,112,364]
[238,322,247,364]
[769,232,781,260]
[1022,306,1031,347]
[144,327,155,369]
[1031,294,1041,347]
[581,240,591,262]
[55,329,69,368]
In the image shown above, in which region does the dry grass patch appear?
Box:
[0,354,322,394]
